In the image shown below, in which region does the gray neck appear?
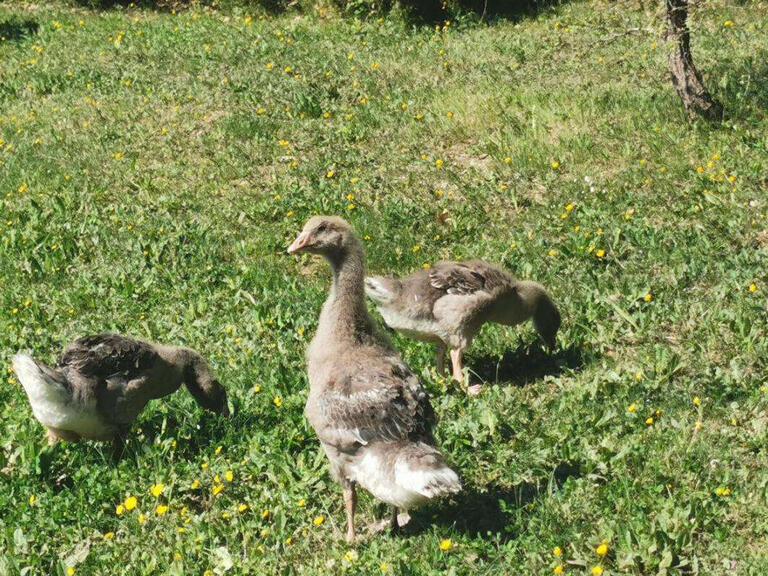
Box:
[319,242,374,343]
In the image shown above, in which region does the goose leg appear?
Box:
[435,343,447,375]
[390,507,399,533]
[343,481,357,543]
[451,348,482,395]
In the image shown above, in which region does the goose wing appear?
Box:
[59,333,158,379]
[307,355,434,449]
[429,260,513,295]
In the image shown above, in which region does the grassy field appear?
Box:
[1,0,767,574]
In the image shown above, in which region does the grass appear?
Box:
[1,0,767,574]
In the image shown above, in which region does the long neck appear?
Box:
[318,242,374,343]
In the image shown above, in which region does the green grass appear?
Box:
[1,0,767,574]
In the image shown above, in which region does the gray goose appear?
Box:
[13,333,229,448]
[288,215,460,542]
[365,260,560,395]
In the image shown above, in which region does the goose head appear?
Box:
[183,356,230,417]
[287,215,356,260]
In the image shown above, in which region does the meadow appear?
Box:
[1,0,767,574]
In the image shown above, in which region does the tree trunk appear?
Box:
[665,0,723,120]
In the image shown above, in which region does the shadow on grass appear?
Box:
[408,460,581,539]
[0,19,39,42]
[467,342,589,386]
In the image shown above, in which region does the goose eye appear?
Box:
[317,224,327,233]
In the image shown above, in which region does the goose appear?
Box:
[12,333,229,448]
[365,260,560,395]
[288,215,460,542]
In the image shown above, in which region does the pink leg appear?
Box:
[451,348,482,396]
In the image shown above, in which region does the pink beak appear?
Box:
[287,232,310,254]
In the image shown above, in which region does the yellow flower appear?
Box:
[596,542,608,556]
[412,245,420,253]
[439,538,453,551]
[238,504,248,513]
[344,550,357,562]
[212,484,224,496]
[627,403,637,413]
[138,513,146,524]
[551,161,560,169]
[116,504,125,515]
[66,568,75,576]
[225,471,234,482]
[595,249,605,258]
[554,565,563,575]
[446,111,454,119]
[29,495,35,504]
[298,498,307,507]
[150,484,165,497]
[591,567,603,576]
[215,445,223,455]
[646,417,654,425]
[261,509,270,520]
[723,20,734,27]
[348,203,355,211]
[548,249,557,257]
[565,203,574,212]
[103,532,115,540]
[266,62,274,69]
[643,292,653,302]
[553,546,562,556]
[124,496,137,510]
[191,479,200,489]
[693,396,701,406]
[313,515,325,526]
[381,563,389,572]
[326,170,335,178]
[156,505,168,515]
[435,158,444,168]
[204,571,213,576]
[695,420,703,430]
[253,384,261,393]
[748,283,757,292]
[273,396,282,407]
[504,156,511,163]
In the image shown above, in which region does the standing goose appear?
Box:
[13,333,229,448]
[288,216,460,542]
[365,260,560,395]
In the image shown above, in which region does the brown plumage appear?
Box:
[13,333,229,448]
[288,216,460,542]
[365,260,560,395]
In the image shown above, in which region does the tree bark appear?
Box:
[665,0,723,120]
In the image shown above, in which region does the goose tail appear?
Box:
[12,353,70,403]
[364,276,401,305]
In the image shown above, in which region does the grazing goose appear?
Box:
[13,333,229,447]
[288,216,460,542]
[365,260,560,395]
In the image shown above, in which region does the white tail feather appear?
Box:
[394,454,461,499]
[364,277,397,304]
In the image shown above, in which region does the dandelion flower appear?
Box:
[628,403,637,412]
[66,568,75,576]
[191,479,201,489]
[150,484,164,497]
[29,495,35,504]
[596,542,608,556]
[553,547,562,556]
[138,513,146,524]
[693,396,701,406]
[103,532,114,540]
[591,567,603,576]
[440,539,453,551]
[435,158,444,168]
[344,550,357,562]
[156,505,168,515]
[298,498,307,507]
[212,484,224,496]
[124,496,137,510]
[749,283,757,292]
[326,170,335,179]
[261,509,270,520]
[554,566,563,575]
[238,504,248,513]
[313,515,325,526]
[644,292,653,302]
[595,249,605,258]
[225,471,234,482]
[116,504,125,515]
[646,417,654,425]
[551,161,560,169]
[273,396,282,407]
